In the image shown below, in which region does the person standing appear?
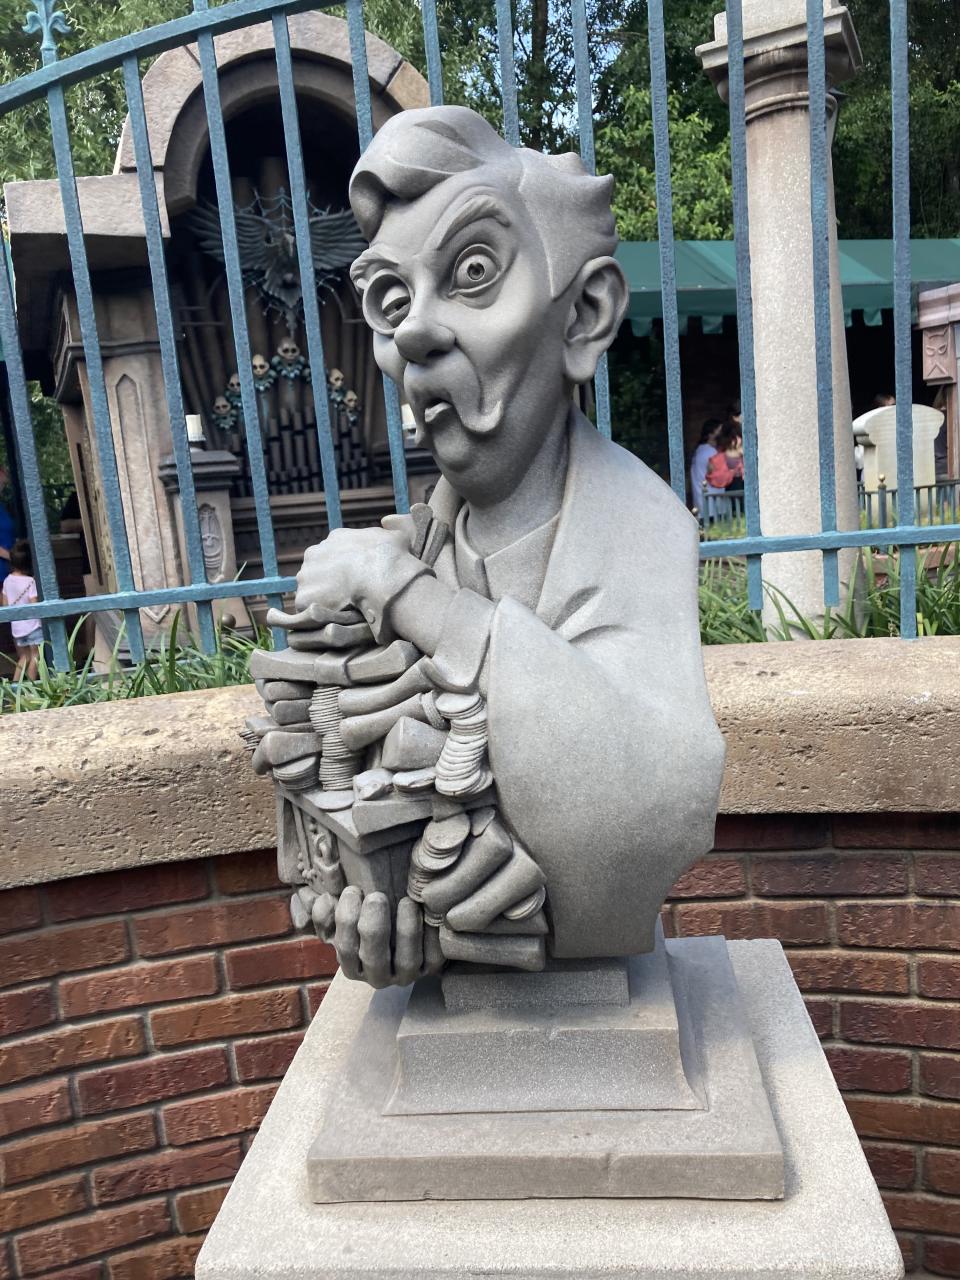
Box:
[2,539,41,681]
[0,466,15,592]
[689,418,722,509]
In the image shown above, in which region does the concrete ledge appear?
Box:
[1,636,958,890]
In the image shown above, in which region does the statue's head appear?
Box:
[349,106,628,502]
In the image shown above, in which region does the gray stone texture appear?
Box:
[195,940,903,1280]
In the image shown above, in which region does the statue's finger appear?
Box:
[311,892,338,944]
[357,891,393,989]
[421,922,445,976]
[420,820,513,916]
[444,845,545,934]
[393,896,424,986]
[334,885,363,980]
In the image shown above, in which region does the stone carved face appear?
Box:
[349,110,627,505]
[344,389,359,411]
[228,372,241,395]
[252,354,270,378]
[213,395,233,418]
[278,338,301,365]
[328,367,345,390]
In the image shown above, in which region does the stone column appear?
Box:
[698,1,862,628]
[917,285,960,480]
[158,445,253,635]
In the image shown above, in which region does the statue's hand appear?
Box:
[328,887,444,988]
[291,527,429,642]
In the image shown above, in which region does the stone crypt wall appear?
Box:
[1,637,959,1278]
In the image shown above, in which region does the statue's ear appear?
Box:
[562,257,629,385]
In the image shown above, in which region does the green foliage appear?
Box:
[0,610,270,712]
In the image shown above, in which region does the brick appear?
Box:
[15,1199,170,1276]
[838,902,960,952]
[0,1112,156,1185]
[753,852,908,897]
[36,1267,102,1280]
[825,1045,913,1093]
[916,854,960,897]
[841,1000,960,1052]
[0,1079,71,1139]
[846,1097,960,1146]
[896,1232,918,1273]
[0,919,128,988]
[0,886,42,936]
[0,984,55,1037]
[882,1192,960,1236]
[788,950,909,995]
[926,1236,960,1278]
[0,1175,86,1232]
[667,857,746,899]
[0,1248,9,1280]
[862,1141,917,1190]
[234,1030,304,1081]
[175,1182,229,1232]
[61,955,220,1017]
[674,900,830,945]
[834,814,960,849]
[107,1235,203,1280]
[712,814,829,851]
[926,1149,960,1196]
[76,1046,230,1115]
[46,862,209,922]
[922,1054,960,1101]
[225,936,337,988]
[803,998,834,1038]
[307,982,330,1017]
[134,896,290,957]
[151,989,301,1047]
[919,957,960,1000]
[214,848,280,895]
[0,1016,145,1088]
[163,1084,276,1145]
[93,1138,244,1204]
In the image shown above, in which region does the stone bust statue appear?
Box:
[246,105,725,988]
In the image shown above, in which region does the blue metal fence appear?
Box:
[0,0,951,663]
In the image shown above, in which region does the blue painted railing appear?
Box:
[0,0,948,664]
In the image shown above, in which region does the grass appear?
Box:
[2,547,959,712]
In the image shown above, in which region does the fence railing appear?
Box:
[0,0,951,666]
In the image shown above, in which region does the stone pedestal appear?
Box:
[698,1,863,630]
[196,940,903,1280]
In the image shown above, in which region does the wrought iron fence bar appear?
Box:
[0,248,68,666]
[494,0,521,147]
[272,12,344,531]
[890,0,916,637]
[1,575,298,622]
[568,0,611,439]
[122,54,216,655]
[46,80,145,663]
[192,0,282,639]
[806,0,839,608]
[0,0,328,115]
[421,0,443,106]
[346,0,410,513]
[647,0,685,500]
[724,0,763,612]
[700,522,960,559]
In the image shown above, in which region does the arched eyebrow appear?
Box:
[431,192,512,251]
[350,247,399,284]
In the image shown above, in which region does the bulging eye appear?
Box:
[362,272,413,334]
[452,247,501,294]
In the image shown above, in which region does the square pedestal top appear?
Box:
[196,940,903,1280]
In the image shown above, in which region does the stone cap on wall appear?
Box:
[1,636,957,890]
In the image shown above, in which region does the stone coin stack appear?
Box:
[434,691,492,798]
[407,813,471,925]
[310,686,364,790]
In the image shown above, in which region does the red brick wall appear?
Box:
[0,814,957,1278]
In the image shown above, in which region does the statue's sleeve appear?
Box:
[485,595,725,959]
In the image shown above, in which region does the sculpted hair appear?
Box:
[349,106,618,298]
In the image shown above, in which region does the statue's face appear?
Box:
[354,170,569,503]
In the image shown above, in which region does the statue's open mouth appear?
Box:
[423,398,453,425]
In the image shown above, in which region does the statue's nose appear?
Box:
[393,315,455,364]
